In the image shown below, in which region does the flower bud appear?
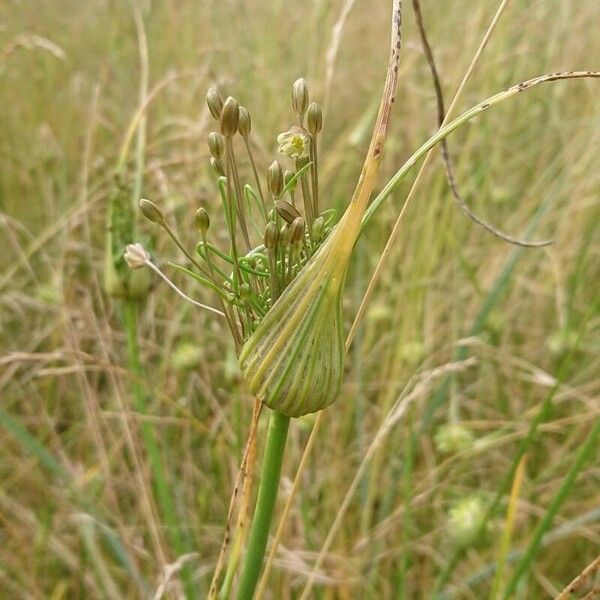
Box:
[208,131,224,159]
[238,106,251,136]
[124,243,150,269]
[267,160,284,196]
[220,96,239,137]
[292,77,309,115]
[275,199,301,224]
[240,282,252,300]
[290,216,305,245]
[264,221,279,250]
[284,169,296,192]
[312,216,325,241]
[206,87,223,120]
[194,207,210,234]
[139,198,164,224]
[279,223,291,246]
[210,157,225,177]
[306,102,323,135]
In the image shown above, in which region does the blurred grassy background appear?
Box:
[1,0,599,598]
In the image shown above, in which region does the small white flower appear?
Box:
[124,243,151,269]
[277,126,310,160]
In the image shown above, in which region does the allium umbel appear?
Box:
[132,21,400,417]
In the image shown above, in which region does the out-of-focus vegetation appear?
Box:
[1,0,599,597]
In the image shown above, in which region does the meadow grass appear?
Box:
[1,0,599,598]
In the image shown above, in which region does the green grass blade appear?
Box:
[0,405,149,595]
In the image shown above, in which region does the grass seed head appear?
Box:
[105,182,151,300]
[447,496,487,548]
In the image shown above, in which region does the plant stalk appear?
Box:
[236,410,290,600]
[122,300,195,596]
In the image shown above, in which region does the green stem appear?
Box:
[122,300,196,597]
[236,410,290,600]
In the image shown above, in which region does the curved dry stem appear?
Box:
[362,71,600,231]
[412,0,550,248]
[208,400,262,600]
[347,0,510,350]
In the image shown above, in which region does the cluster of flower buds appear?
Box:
[129,79,346,416]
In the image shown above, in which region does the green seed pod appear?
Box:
[208,131,224,159]
[238,106,251,136]
[210,156,225,177]
[267,160,283,197]
[292,77,309,116]
[220,96,239,137]
[275,199,301,224]
[194,207,210,234]
[206,87,223,120]
[306,102,323,135]
[139,198,164,224]
[264,221,279,250]
[290,216,305,245]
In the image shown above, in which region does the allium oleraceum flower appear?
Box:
[130,81,356,417]
[277,126,310,160]
[123,242,151,269]
[129,69,397,418]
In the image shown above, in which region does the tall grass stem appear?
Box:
[121,301,194,595]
